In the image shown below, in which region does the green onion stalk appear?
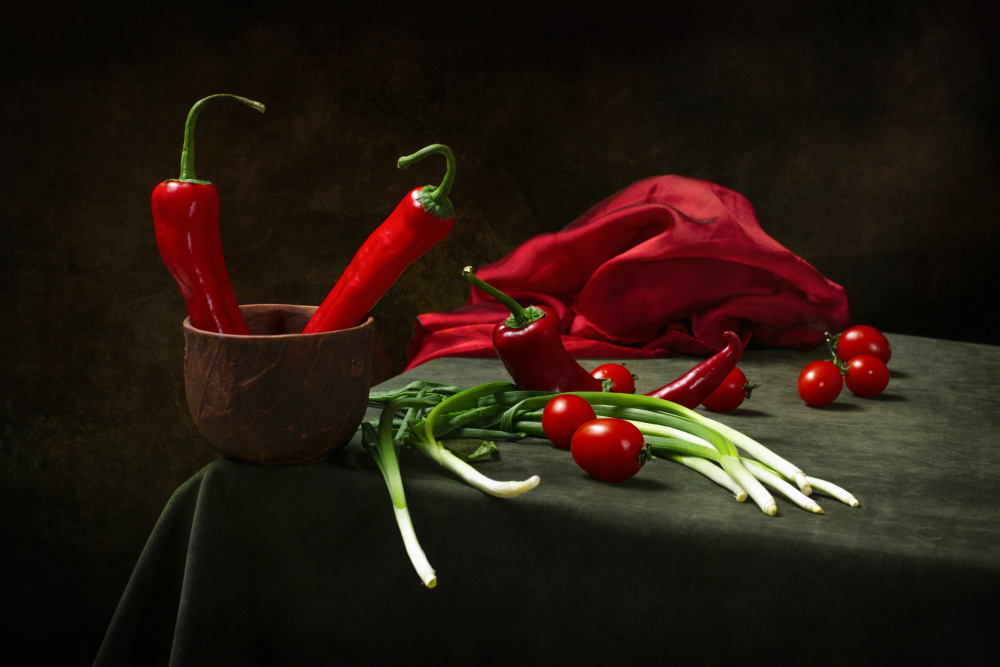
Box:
[367,381,540,498]
[804,475,860,507]
[620,411,824,516]
[742,459,823,514]
[669,453,749,502]
[412,382,540,497]
[360,396,441,588]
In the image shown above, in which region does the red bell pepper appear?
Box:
[302,144,457,334]
[462,267,606,393]
[151,94,265,335]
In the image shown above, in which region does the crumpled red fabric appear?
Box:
[405,175,850,371]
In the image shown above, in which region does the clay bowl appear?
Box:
[183,304,374,466]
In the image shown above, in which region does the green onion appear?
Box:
[425,403,507,438]
[359,397,441,588]
[806,476,860,507]
[443,427,528,441]
[414,382,540,498]
[368,380,465,403]
[407,439,540,497]
[365,381,858,516]
[743,459,823,514]
[666,453,748,502]
[632,429,750,502]
[697,416,811,495]
[391,391,442,445]
[717,455,777,515]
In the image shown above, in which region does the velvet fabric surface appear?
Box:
[95,333,998,665]
[407,176,850,370]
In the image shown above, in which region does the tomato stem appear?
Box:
[824,331,855,375]
[743,379,762,399]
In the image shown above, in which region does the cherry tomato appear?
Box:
[542,394,597,449]
[701,367,758,412]
[591,363,636,394]
[570,418,649,482]
[843,354,890,397]
[797,360,843,407]
[836,325,891,364]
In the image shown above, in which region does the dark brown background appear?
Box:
[3,0,998,663]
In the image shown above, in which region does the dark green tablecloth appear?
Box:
[95,334,999,665]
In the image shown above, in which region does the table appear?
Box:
[95,334,1000,665]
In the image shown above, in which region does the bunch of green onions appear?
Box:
[360,380,859,586]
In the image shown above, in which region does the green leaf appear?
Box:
[443,440,500,462]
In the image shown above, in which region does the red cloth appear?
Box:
[406,175,849,370]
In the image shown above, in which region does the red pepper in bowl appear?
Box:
[462,267,606,393]
[151,94,265,335]
[645,330,743,408]
[303,144,457,334]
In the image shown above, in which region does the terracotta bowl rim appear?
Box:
[181,305,374,340]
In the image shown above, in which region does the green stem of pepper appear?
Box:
[462,266,546,329]
[397,144,457,220]
[177,94,266,184]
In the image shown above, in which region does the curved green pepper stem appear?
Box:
[462,266,546,329]
[398,144,457,219]
[177,94,266,184]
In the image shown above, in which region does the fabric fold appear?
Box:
[407,175,849,370]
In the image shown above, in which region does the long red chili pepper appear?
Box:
[462,267,607,393]
[152,94,265,335]
[645,330,743,408]
[302,144,457,334]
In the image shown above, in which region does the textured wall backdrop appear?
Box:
[2,0,998,662]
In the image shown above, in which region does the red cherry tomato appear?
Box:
[570,418,649,482]
[542,394,597,449]
[701,367,757,412]
[591,363,636,394]
[798,360,843,407]
[843,354,890,397]
[836,325,891,364]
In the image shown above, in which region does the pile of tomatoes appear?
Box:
[797,325,892,407]
[543,360,762,483]
[542,362,755,484]
[542,392,650,483]
[538,363,645,483]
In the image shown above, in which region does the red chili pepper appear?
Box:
[152,94,265,335]
[645,331,743,408]
[302,144,457,334]
[462,267,606,393]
